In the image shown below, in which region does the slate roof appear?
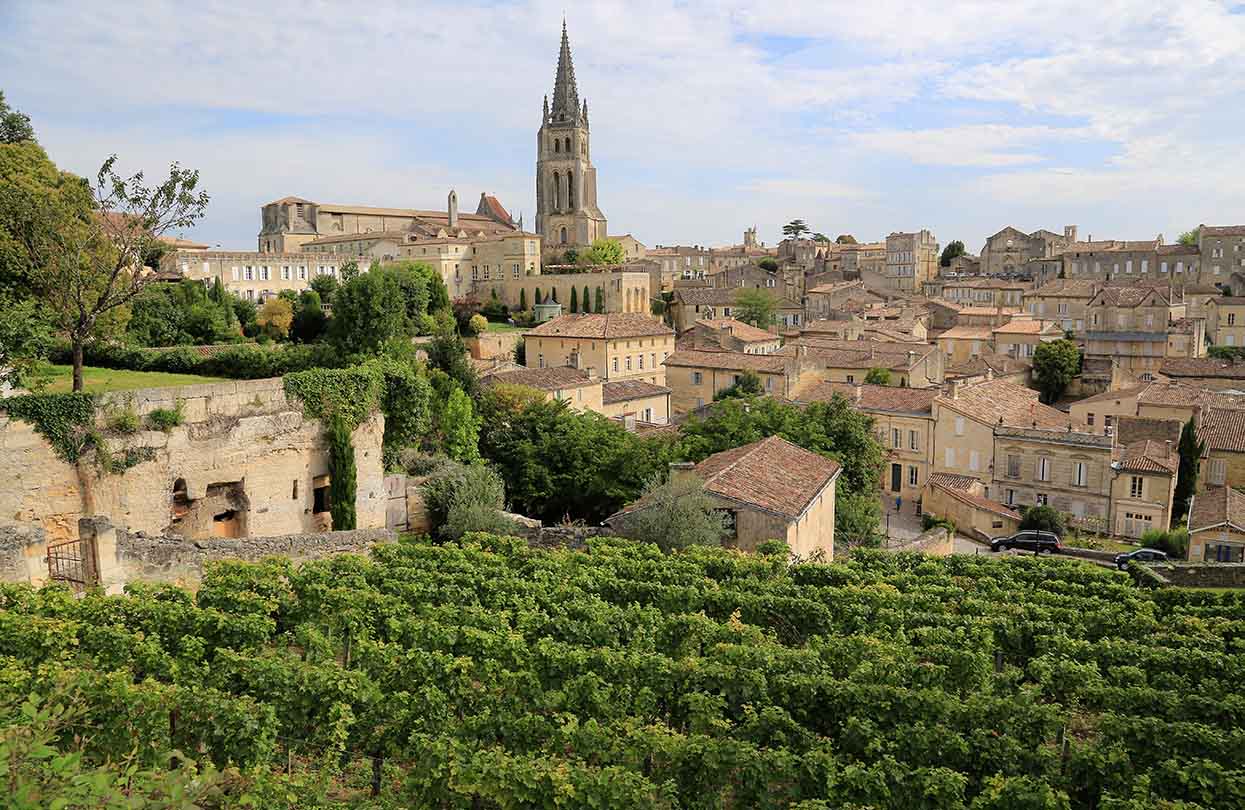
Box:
[691,435,842,519]
[601,379,671,404]
[1188,486,1245,533]
[525,313,673,340]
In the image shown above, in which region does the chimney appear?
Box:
[949,380,960,399]
[668,461,697,484]
[448,189,459,229]
[907,350,915,366]
[1065,225,1077,242]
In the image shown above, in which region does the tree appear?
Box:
[734,288,776,329]
[836,493,882,549]
[426,311,479,397]
[513,337,526,365]
[1019,505,1065,536]
[468,313,488,336]
[581,237,625,265]
[594,286,604,313]
[757,258,779,271]
[291,289,327,343]
[569,285,579,313]
[378,260,430,334]
[309,274,338,304]
[37,155,209,390]
[550,288,559,303]
[440,386,480,463]
[420,459,512,540]
[339,259,360,282]
[328,270,406,355]
[0,90,35,144]
[1174,416,1205,521]
[713,369,764,401]
[1178,229,1199,246]
[940,240,966,267]
[327,414,357,530]
[835,234,857,245]
[534,286,543,306]
[811,232,830,242]
[583,285,590,314]
[0,296,52,390]
[1032,339,1080,404]
[610,474,731,552]
[782,220,809,240]
[519,288,527,311]
[258,297,293,339]
[562,247,579,265]
[864,367,892,386]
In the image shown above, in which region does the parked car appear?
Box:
[990,530,1062,554]
[1114,548,1168,570]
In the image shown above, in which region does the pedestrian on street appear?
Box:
[896,495,902,514]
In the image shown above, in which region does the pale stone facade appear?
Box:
[0,378,385,547]
[978,225,1076,276]
[993,427,1114,532]
[523,314,674,388]
[1205,297,1245,347]
[485,270,650,315]
[885,230,939,292]
[1063,239,1203,285]
[161,249,335,301]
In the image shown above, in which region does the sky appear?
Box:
[3,1,1245,252]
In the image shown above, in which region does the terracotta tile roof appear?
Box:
[662,349,787,373]
[476,194,512,223]
[1090,286,1167,307]
[928,472,979,492]
[693,318,778,343]
[940,378,1070,429]
[1115,439,1178,474]
[1211,297,1245,305]
[1137,381,1245,409]
[1075,384,1147,405]
[302,230,408,246]
[1198,407,1245,453]
[862,326,926,343]
[481,365,595,391]
[929,475,1021,519]
[940,325,995,340]
[1188,486,1245,532]
[945,351,1031,378]
[525,314,673,340]
[692,435,842,519]
[1156,243,1199,255]
[808,281,864,294]
[1067,239,1160,252]
[268,196,315,205]
[1160,358,1245,380]
[601,379,671,404]
[777,341,933,371]
[1031,279,1100,298]
[790,381,938,414]
[993,318,1059,336]
[1202,225,1245,237]
[957,306,1023,316]
[157,235,210,249]
[943,277,1029,289]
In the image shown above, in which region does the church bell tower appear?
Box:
[536,21,606,252]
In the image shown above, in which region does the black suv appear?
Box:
[990,530,1062,554]
[1113,548,1168,570]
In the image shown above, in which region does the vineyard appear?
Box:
[2,535,1244,808]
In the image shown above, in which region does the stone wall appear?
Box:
[1142,562,1245,589]
[888,526,953,556]
[0,378,386,545]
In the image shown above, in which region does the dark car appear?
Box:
[1114,548,1168,570]
[990,530,1062,554]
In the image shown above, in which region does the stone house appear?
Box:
[1110,440,1179,538]
[953,306,1022,329]
[1063,238,1202,285]
[1198,407,1245,491]
[992,426,1114,532]
[608,436,841,558]
[922,472,1020,540]
[938,277,1028,307]
[1205,297,1245,347]
[670,287,802,334]
[712,263,804,303]
[1026,279,1099,336]
[661,349,806,413]
[683,319,782,354]
[1069,386,1147,433]
[1159,357,1245,389]
[937,325,995,365]
[0,378,387,549]
[1188,486,1245,563]
[523,313,675,388]
[1084,285,1199,380]
[885,230,939,292]
[485,268,650,315]
[978,225,1077,276]
[1201,225,1245,293]
[992,317,1064,360]
[806,280,869,321]
[780,339,945,388]
[163,249,333,303]
[791,382,938,504]
[944,352,1031,386]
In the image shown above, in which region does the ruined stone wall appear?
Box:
[0,378,386,545]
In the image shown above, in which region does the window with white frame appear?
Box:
[1130,476,1143,498]
[1072,461,1087,487]
[969,450,980,471]
[1037,456,1051,481]
[244,266,254,280]
[954,416,965,436]
[1211,458,1227,485]
[945,447,955,467]
[691,370,701,384]
[892,429,901,449]
[231,267,240,281]
[908,466,918,487]
[909,430,918,451]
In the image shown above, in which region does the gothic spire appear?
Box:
[550,19,581,123]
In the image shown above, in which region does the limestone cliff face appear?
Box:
[0,378,386,542]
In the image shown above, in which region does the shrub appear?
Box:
[610,475,731,553]
[468,314,489,336]
[327,414,357,531]
[1141,527,1189,558]
[1020,505,1065,537]
[105,404,140,434]
[420,460,510,539]
[921,513,956,534]
[145,401,185,432]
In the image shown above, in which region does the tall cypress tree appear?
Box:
[328,414,357,531]
[570,286,579,313]
[534,287,543,306]
[583,285,590,313]
[1174,416,1205,522]
[519,288,527,311]
[594,286,604,313]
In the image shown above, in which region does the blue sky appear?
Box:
[4,0,1245,252]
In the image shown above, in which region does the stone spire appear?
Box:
[550,19,580,123]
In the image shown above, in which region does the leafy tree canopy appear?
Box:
[733,288,777,330]
[782,219,809,239]
[609,474,731,552]
[1031,339,1080,404]
[940,240,967,267]
[0,90,35,144]
[713,369,764,401]
[1019,504,1065,536]
[864,367,892,386]
[580,237,625,266]
[1178,228,1199,246]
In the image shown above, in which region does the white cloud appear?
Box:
[846,124,1098,168]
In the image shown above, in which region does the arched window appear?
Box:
[565,137,571,153]
[581,140,586,155]
[560,227,568,245]
[567,170,574,209]
[554,138,560,153]
[553,172,561,210]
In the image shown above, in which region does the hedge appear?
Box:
[49,340,342,379]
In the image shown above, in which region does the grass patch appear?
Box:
[40,365,227,394]
[483,322,524,333]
